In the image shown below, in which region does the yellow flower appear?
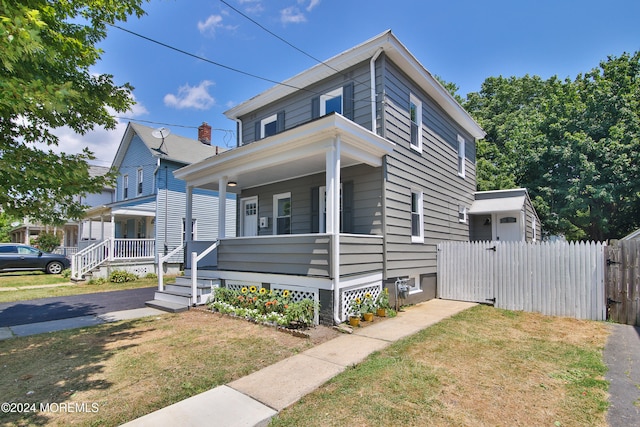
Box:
[259,287,267,295]
[241,287,248,294]
[282,289,290,298]
[355,297,362,304]
[364,292,372,299]
[249,285,257,293]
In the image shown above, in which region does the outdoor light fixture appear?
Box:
[228,181,237,187]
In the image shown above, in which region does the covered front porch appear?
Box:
[71,204,157,280]
[167,114,395,324]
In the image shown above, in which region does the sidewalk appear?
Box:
[121,299,476,427]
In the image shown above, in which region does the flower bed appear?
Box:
[208,286,318,329]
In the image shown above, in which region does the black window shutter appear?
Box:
[310,187,320,233]
[343,82,354,121]
[276,111,285,133]
[311,97,320,119]
[342,181,354,233]
[254,121,261,141]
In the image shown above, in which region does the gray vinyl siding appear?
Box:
[216,234,382,278]
[380,55,476,279]
[238,164,382,236]
[237,62,373,146]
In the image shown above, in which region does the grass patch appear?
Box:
[271,305,610,427]
[0,310,313,426]
[0,271,70,289]
[0,276,173,303]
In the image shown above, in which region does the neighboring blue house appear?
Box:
[72,122,236,281]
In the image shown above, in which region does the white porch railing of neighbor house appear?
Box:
[71,238,155,280]
[157,243,184,292]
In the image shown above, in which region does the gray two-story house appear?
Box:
[173,30,486,324]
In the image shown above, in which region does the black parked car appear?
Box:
[0,244,71,274]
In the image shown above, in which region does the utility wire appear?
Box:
[108,23,319,95]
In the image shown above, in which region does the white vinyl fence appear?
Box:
[438,241,607,321]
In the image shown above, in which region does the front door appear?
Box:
[240,197,258,237]
[495,212,523,241]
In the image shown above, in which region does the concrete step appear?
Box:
[145,299,189,313]
[165,283,213,296]
[153,290,192,306]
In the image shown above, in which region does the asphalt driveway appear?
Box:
[0,287,156,327]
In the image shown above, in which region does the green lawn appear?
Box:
[0,273,174,303]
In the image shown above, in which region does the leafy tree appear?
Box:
[33,231,61,252]
[0,212,18,243]
[464,53,640,241]
[0,0,148,224]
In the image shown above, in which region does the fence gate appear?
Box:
[438,241,607,321]
[605,239,640,326]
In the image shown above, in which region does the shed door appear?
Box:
[495,212,522,241]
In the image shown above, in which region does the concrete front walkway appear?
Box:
[121,299,476,427]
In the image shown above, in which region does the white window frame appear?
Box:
[532,215,537,242]
[260,114,277,139]
[123,174,129,200]
[137,168,143,196]
[320,87,343,116]
[273,192,292,235]
[409,94,422,152]
[457,135,466,178]
[458,205,468,223]
[182,218,197,243]
[411,190,424,243]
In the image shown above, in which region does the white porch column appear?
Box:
[326,136,342,324]
[218,177,227,239]
[185,185,193,246]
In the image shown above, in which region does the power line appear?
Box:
[107,23,319,95]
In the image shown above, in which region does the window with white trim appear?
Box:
[123,174,129,200]
[410,94,422,152]
[260,114,277,139]
[458,205,468,223]
[318,184,343,233]
[182,218,197,243]
[274,192,291,235]
[457,135,466,177]
[411,190,424,243]
[137,168,143,196]
[532,215,537,242]
[320,87,343,116]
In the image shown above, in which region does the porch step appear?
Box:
[145,299,189,313]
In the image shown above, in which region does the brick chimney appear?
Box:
[198,122,212,145]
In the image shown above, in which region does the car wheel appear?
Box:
[46,261,64,275]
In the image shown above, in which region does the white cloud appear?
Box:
[280,6,306,24]
[305,0,321,12]
[198,13,237,35]
[238,0,264,14]
[50,99,149,167]
[164,81,216,110]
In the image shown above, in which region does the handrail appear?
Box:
[157,244,185,292]
[191,240,220,305]
[71,239,110,280]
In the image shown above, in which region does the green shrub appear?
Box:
[144,272,158,279]
[109,270,138,283]
[33,232,61,252]
[61,269,71,278]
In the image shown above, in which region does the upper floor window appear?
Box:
[457,135,466,178]
[123,174,129,200]
[410,94,422,152]
[261,114,277,138]
[137,168,143,196]
[311,82,354,121]
[255,111,284,141]
[320,88,343,116]
[411,190,424,243]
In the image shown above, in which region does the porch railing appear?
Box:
[71,238,155,280]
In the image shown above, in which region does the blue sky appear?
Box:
[53,0,640,167]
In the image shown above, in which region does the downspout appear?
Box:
[370,47,384,134]
[234,118,243,147]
